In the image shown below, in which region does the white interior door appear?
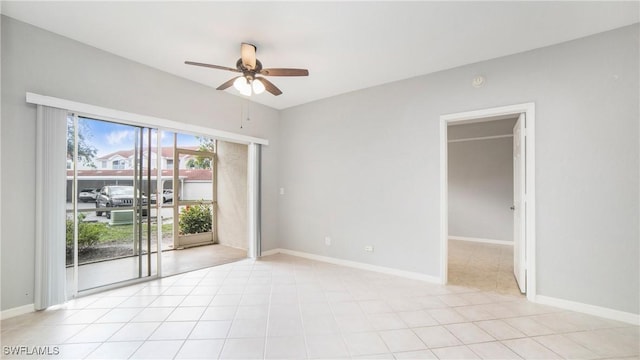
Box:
[513,113,526,293]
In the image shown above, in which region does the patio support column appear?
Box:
[247,143,261,259]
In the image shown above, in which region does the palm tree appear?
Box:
[185,137,215,169]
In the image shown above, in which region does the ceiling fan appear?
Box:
[185,43,309,96]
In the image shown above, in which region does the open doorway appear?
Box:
[447,117,520,295]
[159,136,249,277]
[440,103,536,301]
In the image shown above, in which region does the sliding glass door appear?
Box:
[66,115,157,293]
[64,115,241,293]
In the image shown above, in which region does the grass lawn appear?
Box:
[98,223,173,243]
[67,222,175,266]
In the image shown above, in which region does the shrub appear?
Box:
[179,203,212,235]
[66,213,107,251]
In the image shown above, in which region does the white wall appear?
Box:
[448,136,513,242]
[182,182,213,201]
[278,24,639,315]
[0,16,280,311]
[217,141,248,250]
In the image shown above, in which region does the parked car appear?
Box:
[78,188,99,202]
[95,185,148,219]
[151,189,173,204]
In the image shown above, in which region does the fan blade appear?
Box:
[256,77,282,96]
[241,43,257,70]
[260,68,309,76]
[217,76,241,90]
[185,61,240,73]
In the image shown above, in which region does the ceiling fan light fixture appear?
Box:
[234,77,252,96]
[185,42,308,97]
[252,78,265,94]
[241,43,257,70]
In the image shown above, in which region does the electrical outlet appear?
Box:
[325,237,331,246]
[279,188,285,195]
[364,245,374,252]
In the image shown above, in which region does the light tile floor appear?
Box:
[448,240,522,296]
[1,253,638,359]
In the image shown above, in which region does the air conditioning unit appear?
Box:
[110,210,134,225]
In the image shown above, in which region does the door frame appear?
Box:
[173,146,217,249]
[439,102,536,302]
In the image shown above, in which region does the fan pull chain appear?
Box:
[246,99,251,122]
[240,99,251,129]
[239,101,245,129]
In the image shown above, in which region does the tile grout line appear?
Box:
[295,264,312,360]
[216,262,244,359]
[170,266,215,360]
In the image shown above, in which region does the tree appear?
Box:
[186,157,211,169]
[67,118,98,168]
[185,137,215,169]
[196,136,215,153]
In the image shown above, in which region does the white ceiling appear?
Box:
[2,1,638,110]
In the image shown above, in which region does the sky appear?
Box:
[77,116,202,157]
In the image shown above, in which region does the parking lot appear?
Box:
[67,201,174,223]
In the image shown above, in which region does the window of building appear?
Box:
[112,160,126,170]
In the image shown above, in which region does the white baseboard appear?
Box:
[262,248,639,326]
[1,304,35,320]
[260,248,280,257]
[262,248,441,284]
[449,236,513,246]
[535,295,639,326]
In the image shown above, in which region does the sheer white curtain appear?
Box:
[34,105,68,310]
